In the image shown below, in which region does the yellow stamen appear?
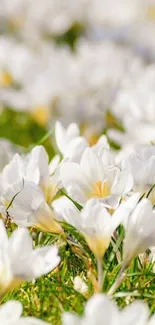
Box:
[41,184,58,204]
[90,181,111,198]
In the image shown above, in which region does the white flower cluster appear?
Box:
[0,0,151,39]
[1,0,155,322]
[0,37,144,129]
[1,121,155,322]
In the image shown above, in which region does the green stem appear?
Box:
[108,263,127,296]
[97,257,103,292]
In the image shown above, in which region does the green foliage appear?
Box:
[3,225,155,324]
[0,108,55,159]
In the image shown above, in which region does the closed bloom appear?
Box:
[60,147,133,207]
[114,194,155,264]
[122,146,155,204]
[0,220,60,297]
[0,300,49,325]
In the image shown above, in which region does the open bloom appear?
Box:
[60,147,133,207]
[8,181,63,233]
[114,194,155,264]
[53,197,121,258]
[0,300,49,325]
[0,220,60,297]
[63,293,153,325]
[0,146,61,219]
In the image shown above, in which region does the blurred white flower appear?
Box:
[0,300,49,325]
[88,0,147,29]
[0,219,60,297]
[112,64,155,127]
[73,276,88,295]
[63,293,153,325]
[0,139,18,172]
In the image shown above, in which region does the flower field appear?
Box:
[1,1,155,324]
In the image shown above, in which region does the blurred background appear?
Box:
[1,0,155,156]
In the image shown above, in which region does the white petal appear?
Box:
[112,193,141,230]
[26,146,49,186]
[85,294,119,325]
[55,121,67,154]
[62,313,81,325]
[23,246,61,279]
[0,300,22,323]
[80,148,103,184]
[0,219,9,250]
[121,300,149,325]
[49,155,60,175]
[9,228,33,261]
[19,317,50,325]
[60,162,91,203]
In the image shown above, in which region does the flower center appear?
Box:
[41,184,58,204]
[90,181,111,198]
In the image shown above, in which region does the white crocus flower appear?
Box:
[55,121,88,162]
[60,147,133,207]
[0,300,49,325]
[53,197,121,259]
[0,146,61,217]
[8,181,63,233]
[122,146,155,204]
[0,219,60,298]
[108,194,155,295]
[122,197,155,264]
[54,197,115,291]
[110,193,155,265]
[63,293,152,325]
